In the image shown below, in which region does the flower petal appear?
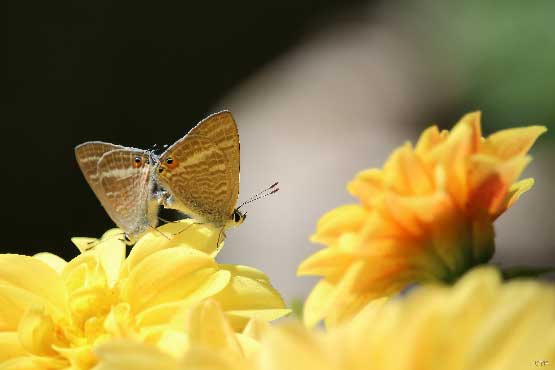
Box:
[122,247,219,312]
[212,265,289,330]
[0,332,25,361]
[71,237,98,254]
[481,125,547,160]
[303,261,364,328]
[96,238,126,289]
[94,341,179,370]
[310,205,367,245]
[504,178,534,210]
[297,245,355,277]
[185,300,243,354]
[127,220,221,271]
[135,269,231,328]
[0,356,45,370]
[415,125,448,155]
[0,255,66,317]
[348,169,384,206]
[32,253,67,274]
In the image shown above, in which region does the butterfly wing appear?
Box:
[96,149,157,236]
[157,111,240,225]
[75,141,126,211]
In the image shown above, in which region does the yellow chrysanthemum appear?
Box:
[0,221,289,369]
[94,299,267,370]
[259,267,554,370]
[94,267,555,370]
[298,112,547,326]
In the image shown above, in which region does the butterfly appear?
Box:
[76,111,277,244]
[155,111,247,231]
[74,142,159,243]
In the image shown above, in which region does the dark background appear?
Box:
[5,1,366,259]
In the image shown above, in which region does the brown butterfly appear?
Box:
[75,142,159,242]
[155,111,246,230]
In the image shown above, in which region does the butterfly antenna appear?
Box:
[237,182,279,210]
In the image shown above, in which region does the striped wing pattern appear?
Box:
[158,111,240,226]
[75,141,125,210]
[75,142,157,237]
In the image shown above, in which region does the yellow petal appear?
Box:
[103,302,133,338]
[384,191,452,228]
[297,246,354,277]
[0,332,25,360]
[185,300,242,354]
[71,237,98,253]
[181,347,249,370]
[348,169,384,205]
[212,265,288,330]
[225,309,292,324]
[157,330,188,358]
[505,177,534,210]
[0,255,66,313]
[415,125,448,155]
[468,154,531,216]
[214,266,286,311]
[258,324,332,370]
[17,305,57,356]
[0,284,55,331]
[242,318,270,342]
[310,205,367,245]
[96,238,126,289]
[219,264,270,282]
[0,356,45,370]
[383,143,434,195]
[481,125,547,160]
[95,341,179,370]
[303,262,364,328]
[32,253,67,274]
[127,220,221,271]
[427,119,476,207]
[53,344,96,370]
[460,269,554,369]
[122,247,219,312]
[135,269,230,327]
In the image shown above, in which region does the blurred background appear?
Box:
[4,0,554,302]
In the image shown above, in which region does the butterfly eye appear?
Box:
[165,157,178,169]
[133,156,143,168]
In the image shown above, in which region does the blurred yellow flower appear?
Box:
[298,112,547,326]
[259,267,554,370]
[94,299,266,370]
[94,268,555,370]
[0,221,288,369]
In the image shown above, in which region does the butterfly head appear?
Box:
[226,209,246,229]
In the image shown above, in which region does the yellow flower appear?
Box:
[94,268,555,370]
[258,267,554,370]
[94,299,266,370]
[298,112,547,326]
[0,221,288,369]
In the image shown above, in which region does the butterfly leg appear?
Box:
[174,221,205,236]
[157,216,181,224]
[85,240,99,251]
[216,228,227,251]
[84,231,127,251]
[148,225,171,240]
